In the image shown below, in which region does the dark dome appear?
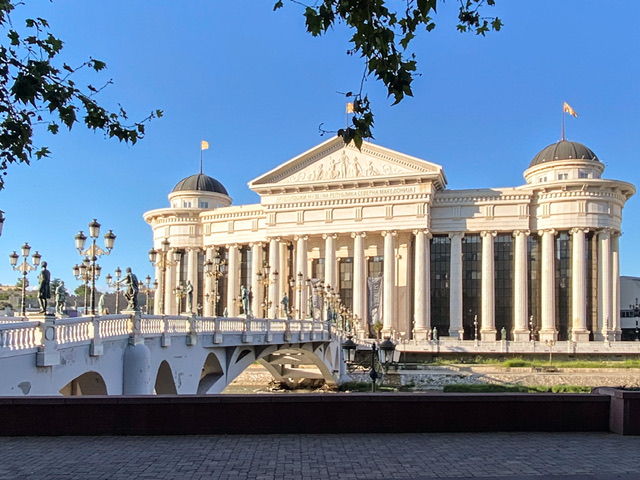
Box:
[529,140,599,168]
[172,174,228,195]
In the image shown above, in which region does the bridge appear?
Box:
[0,313,343,396]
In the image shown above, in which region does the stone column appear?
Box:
[295,237,308,319]
[323,234,337,291]
[268,238,280,318]
[165,257,177,315]
[187,247,199,314]
[250,243,263,318]
[570,228,589,342]
[279,241,290,317]
[382,231,396,334]
[480,231,497,340]
[413,229,431,341]
[226,244,239,317]
[612,232,621,341]
[539,229,557,341]
[597,229,612,341]
[449,232,464,339]
[203,247,214,317]
[154,263,163,315]
[352,232,366,334]
[512,230,530,341]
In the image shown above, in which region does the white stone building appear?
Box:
[144,137,635,342]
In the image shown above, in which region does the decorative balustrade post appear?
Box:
[242,316,252,343]
[187,314,198,346]
[213,317,223,344]
[161,314,171,347]
[90,316,103,356]
[284,319,292,343]
[36,316,60,367]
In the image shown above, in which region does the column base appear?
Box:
[571,330,590,342]
[480,328,497,341]
[413,329,430,342]
[539,330,558,342]
[512,330,530,342]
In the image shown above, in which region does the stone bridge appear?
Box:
[0,313,342,396]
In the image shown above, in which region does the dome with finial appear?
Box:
[529,140,599,168]
[172,173,228,195]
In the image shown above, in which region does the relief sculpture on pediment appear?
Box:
[286,149,407,183]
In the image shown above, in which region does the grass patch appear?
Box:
[424,356,640,369]
[443,384,592,393]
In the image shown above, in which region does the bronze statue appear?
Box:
[117,267,139,311]
[55,281,66,316]
[38,261,51,313]
[185,280,194,312]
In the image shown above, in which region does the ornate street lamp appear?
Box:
[138,275,153,314]
[0,210,5,237]
[173,282,186,313]
[148,239,181,314]
[105,266,122,314]
[473,314,479,345]
[256,262,271,318]
[9,243,42,315]
[379,336,396,370]
[75,219,115,315]
[204,251,226,316]
[341,335,357,366]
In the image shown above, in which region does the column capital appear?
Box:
[350,232,367,239]
[293,235,309,242]
[537,228,556,237]
[448,232,464,240]
[266,236,281,243]
[597,228,613,239]
[225,243,239,250]
[480,230,497,238]
[412,229,431,238]
[381,230,397,237]
[322,233,337,240]
[569,227,589,236]
[512,229,531,238]
[249,241,263,249]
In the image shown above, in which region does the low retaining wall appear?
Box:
[0,393,610,436]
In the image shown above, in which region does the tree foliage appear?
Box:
[275,0,502,147]
[0,0,162,190]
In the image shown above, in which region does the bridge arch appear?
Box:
[154,360,178,394]
[197,352,224,394]
[59,371,108,396]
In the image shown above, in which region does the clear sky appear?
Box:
[2,0,639,293]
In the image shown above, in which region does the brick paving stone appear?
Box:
[1,433,640,479]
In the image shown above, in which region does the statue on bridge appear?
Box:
[117,267,139,311]
[55,281,66,316]
[38,262,51,314]
[281,292,290,318]
[241,285,250,317]
[185,280,194,313]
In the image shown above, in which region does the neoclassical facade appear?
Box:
[144,137,635,342]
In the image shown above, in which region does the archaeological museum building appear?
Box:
[144,136,635,343]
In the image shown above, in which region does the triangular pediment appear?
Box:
[249,137,446,192]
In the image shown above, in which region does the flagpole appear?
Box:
[561,104,565,141]
[200,147,203,174]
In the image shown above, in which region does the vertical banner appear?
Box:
[367,276,383,329]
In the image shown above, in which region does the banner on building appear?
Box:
[367,276,383,328]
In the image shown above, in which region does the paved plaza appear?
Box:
[0,432,639,480]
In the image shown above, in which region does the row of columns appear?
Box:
[154,227,619,342]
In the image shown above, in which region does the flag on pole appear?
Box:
[563,102,578,117]
[201,140,210,150]
[346,102,354,114]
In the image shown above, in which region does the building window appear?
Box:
[368,256,384,278]
[183,201,192,208]
[578,170,589,179]
[199,201,209,208]
[430,236,450,336]
[494,234,514,339]
[462,234,481,339]
[538,176,547,183]
[311,258,325,281]
[528,234,541,338]
[555,231,572,340]
[339,257,353,310]
[557,173,568,180]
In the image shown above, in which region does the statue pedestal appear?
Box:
[33,315,60,367]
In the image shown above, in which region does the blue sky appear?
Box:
[2,0,640,292]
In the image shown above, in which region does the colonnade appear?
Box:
[153,227,620,342]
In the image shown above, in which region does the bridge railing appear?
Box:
[0,320,42,354]
[0,313,332,357]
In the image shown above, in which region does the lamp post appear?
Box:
[174,282,185,314]
[9,243,41,315]
[0,210,5,237]
[74,219,115,315]
[204,251,226,316]
[545,339,556,364]
[296,272,303,319]
[306,278,312,319]
[341,335,357,371]
[138,275,153,314]
[379,337,396,372]
[529,315,535,342]
[369,342,379,392]
[148,239,182,315]
[473,314,479,345]
[105,267,122,314]
[256,262,271,318]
